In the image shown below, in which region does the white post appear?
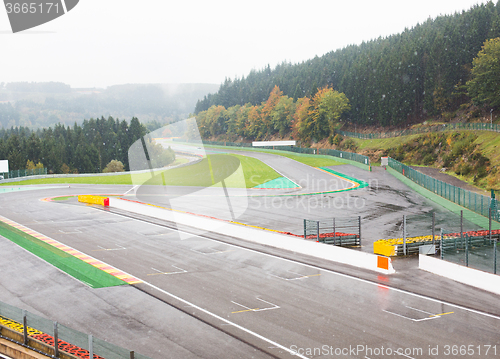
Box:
[89,334,93,359]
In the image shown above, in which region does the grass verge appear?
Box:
[0,150,341,187]
[204,145,342,167]
[0,154,283,188]
[135,154,281,188]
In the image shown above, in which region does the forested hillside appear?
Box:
[0,117,147,174]
[195,2,500,127]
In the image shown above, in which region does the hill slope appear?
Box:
[195,2,500,127]
[349,130,500,191]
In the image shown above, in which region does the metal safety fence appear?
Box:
[1,167,47,179]
[387,157,499,222]
[374,211,485,256]
[0,299,150,359]
[303,217,361,246]
[441,229,499,274]
[178,139,371,168]
[335,122,500,140]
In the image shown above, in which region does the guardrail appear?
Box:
[1,167,47,180]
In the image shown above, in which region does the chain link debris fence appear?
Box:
[387,157,499,222]
[335,122,500,140]
[0,300,150,359]
[303,217,361,246]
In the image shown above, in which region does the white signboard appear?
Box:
[252,140,296,147]
[0,160,8,173]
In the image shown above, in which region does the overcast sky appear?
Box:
[0,0,487,88]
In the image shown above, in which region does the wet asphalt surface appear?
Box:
[0,152,499,359]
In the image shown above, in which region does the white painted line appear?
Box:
[231,300,253,311]
[382,305,451,323]
[405,305,435,316]
[95,244,126,251]
[104,209,500,322]
[267,273,292,281]
[251,155,301,189]
[231,298,280,313]
[141,281,308,359]
[268,270,320,281]
[123,185,139,196]
[58,229,82,234]
[286,270,321,281]
[148,265,187,276]
[190,247,234,255]
[382,309,436,322]
[255,297,280,311]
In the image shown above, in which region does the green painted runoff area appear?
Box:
[0,221,127,288]
[319,167,369,190]
[254,177,299,189]
[387,167,500,230]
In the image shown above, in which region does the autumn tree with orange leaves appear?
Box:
[195,85,349,144]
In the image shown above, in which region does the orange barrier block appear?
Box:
[377,256,390,270]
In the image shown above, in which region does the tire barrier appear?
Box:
[281,230,360,245]
[304,217,361,247]
[77,195,110,207]
[0,315,105,359]
[32,333,105,359]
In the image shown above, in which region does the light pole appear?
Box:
[491,108,494,129]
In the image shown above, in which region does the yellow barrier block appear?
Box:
[77,195,109,206]
[374,235,442,256]
[373,240,396,256]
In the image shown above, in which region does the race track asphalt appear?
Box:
[0,152,499,359]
